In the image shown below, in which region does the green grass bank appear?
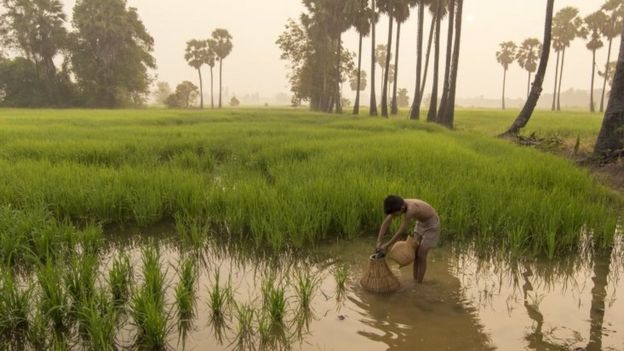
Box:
[0,108,619,258]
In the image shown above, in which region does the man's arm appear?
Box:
[376,215,394,248]
[379,217,410,251]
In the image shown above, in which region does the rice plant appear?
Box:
[141,244,165,309]
[77,291,117,351]
[65,254,98,319]
[175,256,198,346]
[294,270,317,313]
[261,277,287,327]
[208,269,233,323]
[0,272,32,345]
[232,303,255,351]
[109,252,133,308]
[37,262,70,334]
[130,286,171,351]
[333,263,349,293]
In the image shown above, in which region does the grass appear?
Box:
[109,252,133,308]
[0,108,619,258]
[0,272,31,345]
[208,269,233,323]
[261,277,287,326]
[175,256,198,345]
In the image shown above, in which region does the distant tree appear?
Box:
[397,88,409,108]
[165,81,198,108]
[426,0,449,122]
[370,0,379,116]
[551,34,565,111]
[207,40,217,109]
[409,0,432,121]
[153,81,172,105]
[585,10,608,112]
[516,38,542,98]
[185,39,210,109]
[503,0,554,136]
[438,0,456,120]
[598,61,618,89]
[599,0,624,112]
[72,0,156,108]
[390,0,413,115]
[0,0,69,105]
[375,44,390,95]
[552,7,588,111]
[594,23,624,160]
[350,69,368,92]
[437,0,464,128]
[211,29,233,109]
[496,41,517,110]
[230,96,240,107]
[350,0,372,115]
[377,0,394,117]
[0,57,48,107]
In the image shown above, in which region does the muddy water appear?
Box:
[105,232,624,351]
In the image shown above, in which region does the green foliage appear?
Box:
[165,81,199,108]
[109,252,133,307]
[516,38,541,74]
[71,0,155,108]
[230,96,241,107]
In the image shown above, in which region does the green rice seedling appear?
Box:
[232,303,255,351]
[37,262,70,334]
[261,278,287,327]
[333,263,349,293]
[0,272,31,344]
[141,244,165,309]
[65,254,98,319]
[174,212,209,249]
[130,287,171,351]
[109,252,133,308]
[79,225,104,256]
[208,269,233,323]
[28,308,50,350]
[294,270,317,313]
[175,256,198,346]
[77,291,117,351]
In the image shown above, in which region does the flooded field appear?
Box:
[64,228,624,351]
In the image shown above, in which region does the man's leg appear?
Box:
[415,244,430,283]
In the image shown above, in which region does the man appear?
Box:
[376,195,441,283]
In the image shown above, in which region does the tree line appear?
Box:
[277,0,464,128]
[0,0,155,108]
[497,1,623,112]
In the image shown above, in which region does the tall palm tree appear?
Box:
[585,10,608,113]
[551,35,565,111]
[211,29,233,109]
[377,0,395,117]
[184,39,209,109]
[437,0,463,127]
[207,39,217,109]
[330,1,352,114]
[503,0,555,136]
[552,7,587,111]
[390,0,412,115]
[496,41,517,110]
[370,0,379,116]
[599,0,624,112]
[376,44,390,94]
[594,21,624,159]
[427,0,448,122]
[516,38,542,99]
[438,0,455,120]
[409,0,431,120]
[351,0,372,115]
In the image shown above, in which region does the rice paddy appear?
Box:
[0,107,621,349]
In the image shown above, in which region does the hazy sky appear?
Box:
[60,0,613,103]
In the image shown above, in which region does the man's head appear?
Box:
[384,195,406,215]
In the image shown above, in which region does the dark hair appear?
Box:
[384,195,405,215]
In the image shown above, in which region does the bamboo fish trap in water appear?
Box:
[360,252,400,293]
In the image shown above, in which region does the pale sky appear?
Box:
[60,0,613,103]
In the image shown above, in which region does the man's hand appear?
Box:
[376,242,389,253]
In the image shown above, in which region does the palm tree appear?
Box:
[599,0,624,112]
[496,41,517,110]
[351,0,372,115]
[552,7,587,111]
[377,0,395,117]
[390,0,412,115]
[503,0,555,136]
[376,44,390,94]
[211,29,233,109]
[409,0,428,120]
[551,36,565,111]
[427,0,448,122]
[437,0,463,127]
[370,0,379,116]
[438,0,455,120]
[184,39,209,109]
[585,10,608,112]
[516,38,542,99]
[207,40,217,109]
[594,22,624,159]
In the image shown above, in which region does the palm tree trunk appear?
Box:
[438,0,455,119]
[440,0,464,128]
[591,49,596,112]
[410,3,425,120]
[419,17,436,104]
[354,33,363,115]
[391,22,401,115]
[527,72,531,98]
[502,68,507,110]
[600,38,613,113]
[427,12,441,122]
[197,68,204,109]
[502,0,554,136]
[370,0,378,116]
[552,51,560,111]
[557,48,566,111]
[594,25,624,159]
[218,59,223,108]
[210,66,215,109]
[336,34,343,114]
[381,16,394,117]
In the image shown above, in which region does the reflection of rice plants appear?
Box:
[175,256,198,345]
[208,269,232,322]
[261,278,286,327]
[0,273,31,344]
[233,303,255,350]
[109,252,133,308]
